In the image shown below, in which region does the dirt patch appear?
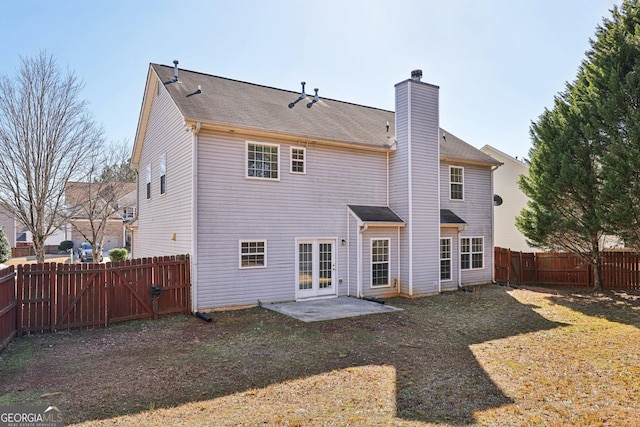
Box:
[1,284,639,426]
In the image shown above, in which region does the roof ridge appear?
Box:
[151,63,394,114]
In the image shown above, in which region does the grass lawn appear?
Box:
[1,284,639,426]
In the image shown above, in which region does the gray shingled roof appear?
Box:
[440,209,466,225]
[152,63,500,165]
[348,205,405,224]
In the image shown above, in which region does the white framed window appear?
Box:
[239,240,267,269]
[123,206,136,219]
[290,147,306,174]
[146,164,152,200]
[371,238,390,287]
[440,238,452,280]
[450,166,464,200]
[160,154,166,195]
[461,237,483,270]
[247,141,279,180]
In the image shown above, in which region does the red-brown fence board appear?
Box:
[0,266,17,351]
[495,247,640,289]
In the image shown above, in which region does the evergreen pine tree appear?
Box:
[517,0,640,289]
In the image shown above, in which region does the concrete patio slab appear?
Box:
[264,297,403,322]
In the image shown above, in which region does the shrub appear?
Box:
[58,240,74,252]
[109,248,128,262]
[0,226,10,263]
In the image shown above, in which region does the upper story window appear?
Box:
[371,238,390,287]
[450,166,464,200]
[290,147,306,174]
[247,142,279,180]
[160,154,167,195]
[461,237,483,270]
[146,165,151,200]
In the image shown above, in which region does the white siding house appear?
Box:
[131,63,501,311]
[480,145,536,252]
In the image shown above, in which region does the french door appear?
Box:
[296,239,335,299]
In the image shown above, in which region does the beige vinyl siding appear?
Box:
[134,78,193,258]
[440,162,494,285]
[196,133,388,309]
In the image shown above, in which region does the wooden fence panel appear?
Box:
[535,252,589,287]
[56,263,108,330]
[108,258,154,323]
[0,266,17,351]
[18,263,55,334]
[602,252,640,290]
[494,247,510,283]
[154,255,191,316]
[13,255,190,336]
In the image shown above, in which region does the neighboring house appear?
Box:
[482,145,625,252]
[131,63,501,311]
[480,145,536,252]
[0,204,16,247]
[65,181,137,251]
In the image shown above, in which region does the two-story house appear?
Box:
[131,63,500,311]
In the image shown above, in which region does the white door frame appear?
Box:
[295,238,337,300]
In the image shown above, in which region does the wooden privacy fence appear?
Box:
[0,266,17,351]
[0,255,190,349]
[495,247,640,290]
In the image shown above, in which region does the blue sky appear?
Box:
[2,0,619,161]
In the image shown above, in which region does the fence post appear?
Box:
[16,264,23,336]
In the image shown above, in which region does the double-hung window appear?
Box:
[290,147,306,174]
[440,238,452,280]
[160,154,166,195]
[146,165,152,200]
[371,239,390,287]
[450,166,464,200]
[247,142,279,180]
[461,237,483,270]
[239,240,266,269]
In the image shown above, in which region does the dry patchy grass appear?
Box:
[1,284,639,426]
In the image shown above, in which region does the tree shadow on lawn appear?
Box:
[542,286,640,328]
[1,285,567,425]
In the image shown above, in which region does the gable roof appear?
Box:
[133,63,500,167]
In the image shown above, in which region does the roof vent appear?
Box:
[411,69,422,81]
[173,60,179,82]
[307,88,319,108]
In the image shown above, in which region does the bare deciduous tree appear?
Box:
[0,52,103,262]
[66,141,135,262]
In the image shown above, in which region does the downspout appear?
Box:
[397,226,401,296]
[386,151,390,206]
[457,226,465,289]
[357,222,368,298]
[346,209,350,297]
[191,122,201,312]
[407,83,413,296]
